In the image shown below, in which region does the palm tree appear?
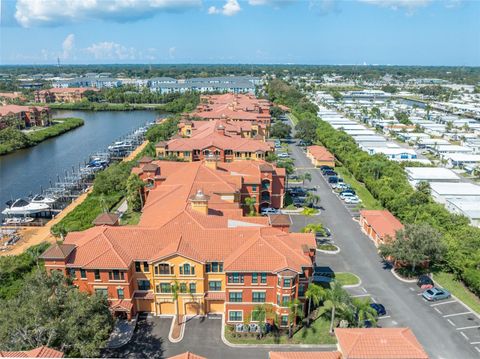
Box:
[352,298,378,328]
[172,281,180,325]
[302,172,312,186]
[252,304,276,338]
[305,284,324,324]
[319,281,353,334]
[305,192,320,208]
[244,196,256,216]
[287,299,305,338]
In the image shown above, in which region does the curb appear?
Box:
[317,245,340,254]
[167,315,185,343]
[337,273,362,288]
[390,268,417,283]
[220,314,337,349]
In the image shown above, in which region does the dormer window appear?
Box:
[180,263,195,275]
[155,263,173,275]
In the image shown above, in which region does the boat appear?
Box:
[30,194,57,205]
[2,198,51,216]
[108,141,132,152]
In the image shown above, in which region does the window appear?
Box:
[229,292,242,302]
[252,185,257,192]
[156,263,171,275]
[282,295,290,306]
[277,294,281,304]
[260,273,267,284]
[252,273,258,284]
[94,269,100,281]
[180,283,187,293]
[283,278,292,287]
[229,311,243,322]
[135,262,141,272]
[95,288,108,297]
[158,283,171,293]
[67,268,76,278]
[138,280,150,291]
[206,262,223,273]
[180,263,194,275]
[209,281,222,291]
[117,288,124,299]
[252,291,266,303]
[228,273,244,284]
[143,262,149,272]
[109,270,124,281]
[80,269,86,279]
[189,283,196,294]
[281,315,289,327]
[298,284,305,297]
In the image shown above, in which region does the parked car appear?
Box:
[417,275,434,290]
[289,187,307,197]
[292,197,306,207]
[340,192,357,200]
[370,303,387,317]
[328,176,339,184]
[277,152,289,158]
[320,166,334,173]
[324,170,337,177]
[334,183,351,191]
[340,189,356,197]
[422,287,451,301]
[344,196,361,204]
[260,207,278,216]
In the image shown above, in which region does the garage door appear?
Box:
[185,302,200,315]
[208,300,224,314]
[158,302,175,315]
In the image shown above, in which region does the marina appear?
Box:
[0,110,162,234]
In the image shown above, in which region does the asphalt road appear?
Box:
[286,117,479,359]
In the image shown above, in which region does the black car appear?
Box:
[370,303,386,317]
[417,275,434,289]
[324,171,337,177]
[320,165,333,171]
[289,188,307,197]
[328,176,339,184]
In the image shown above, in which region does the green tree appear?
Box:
[287,299,304,338]
[304,192,320,208]
[126,173,145,212]
[270,122,291,139]
[295,119,317,144]
[270,106,284,119]
[352,298,378,328]
[0,270,113,357]
[379,223,445,273]
[318,281,353,334]
[394,111,411,125]
[302,172,312,186]
[244,197,256,216]
[305,284,324,324]
[301,223,326,236]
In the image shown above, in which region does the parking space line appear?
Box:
[434,308,442,314]
[361,287,367,293]
[447,319,456,327]
[371,297,377,303]
[351,294,370,298]
[443,311,471,318]
[430,300,457,307]
[475,347,480,354]
[409,287,415,291]
[460,331,469,340]
[378,315,391,319]
[456,325,480,331]
[470,341,480,345]
[417,293,424,296]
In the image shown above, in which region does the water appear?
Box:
[0,110,163,214]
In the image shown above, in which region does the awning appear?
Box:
[205,292,226,301]
[110,300,133,312]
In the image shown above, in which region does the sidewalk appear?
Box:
[106,316,138,349]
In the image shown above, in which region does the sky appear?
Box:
[0,0,479,66]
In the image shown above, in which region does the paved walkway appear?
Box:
[106,317,138,349]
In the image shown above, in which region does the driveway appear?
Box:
[105,315,335,359]
[286,117,479,359]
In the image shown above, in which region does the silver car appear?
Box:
[422,287,451,301]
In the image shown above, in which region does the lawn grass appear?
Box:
[288,113,299,125]
[120,210,141,225]
[434,271,480,315]
[293,317,337,344]
[335,166,383,210]
[225,317,337,345]
[335,272,361,286]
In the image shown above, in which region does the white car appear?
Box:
[261,207,278,216]
[344,196,361,204]
[340,192,356,200]
[277,152,290,159]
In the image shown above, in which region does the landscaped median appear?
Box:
[335,272,361,287]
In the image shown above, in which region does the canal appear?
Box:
[0,110,163,216]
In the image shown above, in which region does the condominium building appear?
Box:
[34,88,99,103]
[0,104,51,129]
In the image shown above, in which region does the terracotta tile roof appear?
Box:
[360,210,404,240]
[168,352,207,359]
[37,87,97,94]
[307,146,335,162]
[269,352,341,359]
[139,156,153,164]
[142,163,159,172]
[0,105,47,116]
[110,299,133,312]
[0,346,63,358]
[269,214,291,226]
[39,243,76,260]
[92,212,119,226]
[335,328,429,359]
[133,291,155,300]
[205,292,226,300]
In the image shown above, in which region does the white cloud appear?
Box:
[14,0,202,27]
[168,46,176,59]
[85,41,137,61]
[248,0,295,6]
[358,0,431,13]
[61,34,75,59]
[208,0,241,16]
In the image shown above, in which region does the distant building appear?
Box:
[306,145,335,167]
[34,87,98,103]
[0,104,50,129]
[405,167,461,187]
[359,210,404,246]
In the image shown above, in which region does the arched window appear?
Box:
[180,263,195,275]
